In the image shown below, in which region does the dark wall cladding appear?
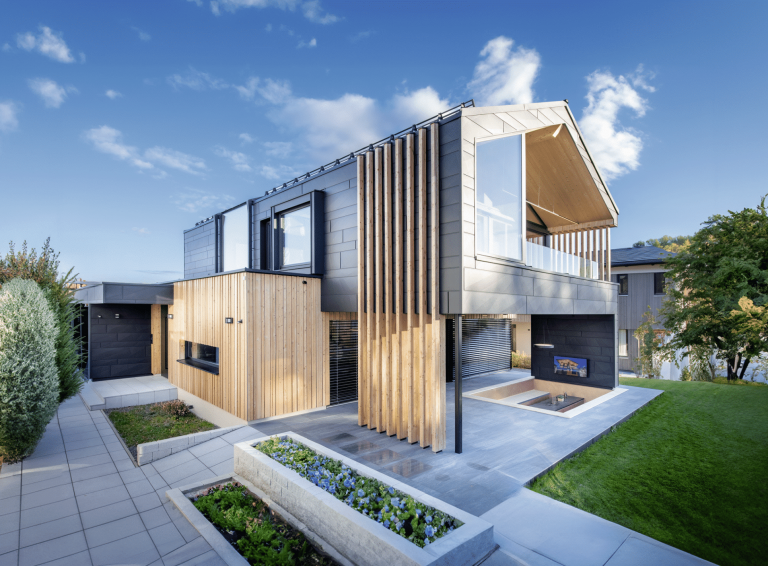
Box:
[531,314,617,389]
[89,304,151,379]
[184,220,216,279]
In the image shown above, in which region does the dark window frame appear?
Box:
[654,272,666,295]
[278,204,312,269]
[270,191,325,275]
[617,274,628,296]
[178,340,220,375]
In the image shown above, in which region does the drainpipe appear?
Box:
[455,314,463,454]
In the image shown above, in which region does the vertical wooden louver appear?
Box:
[356,123,445,452]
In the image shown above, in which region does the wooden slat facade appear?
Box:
[356,123,445,452]
[168,272,323,421]
[150,304,162,375]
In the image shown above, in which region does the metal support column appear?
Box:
[455,314,462,454]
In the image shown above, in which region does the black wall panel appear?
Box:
[89,304,151,380]
[531,314,616,389]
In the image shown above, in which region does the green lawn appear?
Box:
[108,402,216,448]
[530,378,768,566]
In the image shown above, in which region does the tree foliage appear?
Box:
[660,196,768,380]
[633,235,693,252]
[0,239,84,401]
[634,307,662,377]
[0,279,59,462]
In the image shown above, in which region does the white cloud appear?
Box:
[468,36,540,106]
[580,65,655,181]
[302,0,338,24]
[144,147,207,175]
[239,133,254,144]
[28,78,76,108]
[132,27,151,41]
[0,101,19,132]
[195,0,338,23]
[174,187,234,213]
[16,26,76,63]
[187,0,203,5]
[234,77,291,103]
[2,43,11,52]
[297,37,317,48]
[167,67,229,90]
[259,164,300,180]
[214,146,252,171]
[105,89,123,99]
[350,31,372,42]
[83,126,154,169]
[263,141,292,158]
[265,23,273,31]
[391,87,450,127]
[132,227,150,235]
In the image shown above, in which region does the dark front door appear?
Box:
[161,305,168,378]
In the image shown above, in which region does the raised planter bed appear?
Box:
[234,432,494,566]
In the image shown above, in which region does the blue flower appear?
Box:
[387,487,395,495]
[357,489,365,497]
[343,478,353,488]
[425,526,435,537]
[395,521,403,531]
[415,509,422,517]
[390,498,400,507]
[424,538,431,545]
[425,516,432,524]
[383,506,389,513]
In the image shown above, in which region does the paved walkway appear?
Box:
[0,396,258,566]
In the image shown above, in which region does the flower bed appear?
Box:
[256,438,460,548]
[190,481,337,566]
[234,433,495,566]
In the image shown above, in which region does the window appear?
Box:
[654,272,666,295]
[221,204,249,272]
[259,218,270,270]
[618,330,628,357]
[617,274,628,295]
[280,206,311,267]
[179,340,219,374]
[476,134,523,262]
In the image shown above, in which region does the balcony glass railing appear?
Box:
[525,240,599,279]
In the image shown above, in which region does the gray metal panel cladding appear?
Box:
[184,222,216,279]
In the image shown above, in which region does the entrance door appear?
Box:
[329,320,358,405]
[446,318,513,381]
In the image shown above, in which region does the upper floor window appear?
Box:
[221,204,249,272]
[476,134,522,262]
[654,272,666,295]
[280,205,311,268]
[617,274,628,295]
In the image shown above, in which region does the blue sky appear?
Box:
[1,0,766,282]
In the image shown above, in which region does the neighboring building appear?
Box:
[77,99,622,452]
[611,246,678,378]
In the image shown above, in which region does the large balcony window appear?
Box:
[476,134,522,262]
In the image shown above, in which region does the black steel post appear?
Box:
[455,314,462,454]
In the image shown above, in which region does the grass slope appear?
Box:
[108,403,216,448]
[530,379,767,566]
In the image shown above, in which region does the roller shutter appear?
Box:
[329,320,358,406]
[447,318,513,380]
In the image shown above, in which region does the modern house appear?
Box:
[611,246,678,378]
[76,99,621,452]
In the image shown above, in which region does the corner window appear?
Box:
[280,206,311,267]
[476,134,523,262]
[619,330,628,357]
[221,204,249,272]
[179,340,219,374]
[654,272,666,295]
[617,274,628,295]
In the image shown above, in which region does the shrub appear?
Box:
[680,367,692,381]
[160,399,192,418]
[0,239,83,402]
[0,279,59,462]
[510,350,531,369]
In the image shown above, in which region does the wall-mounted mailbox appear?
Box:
[225,317,234,324]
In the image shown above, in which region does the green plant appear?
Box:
[0,279,59,462]
[688,345,715,381]
[192,482,334,565]
[160,399,191,418]
[257,438,462,548]
[0,239,83,401]
[107,402,215,448]
[510,350,531,369]
[633,307,662,378]
[680,367,692,381]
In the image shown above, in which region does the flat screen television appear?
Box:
[554,356,588,378]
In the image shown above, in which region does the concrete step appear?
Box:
[79,381,106,411]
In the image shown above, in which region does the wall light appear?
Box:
[225,317,233,324]
[115,314,120,319]
[167,314,173,319]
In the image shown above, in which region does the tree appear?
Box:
[660,196,768,381]
[644,235,693,253]
[0,239,84,401]
[634,307,662,377]
[0,279,59,462]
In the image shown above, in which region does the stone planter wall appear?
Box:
[137,425,243,465]
[234,432,494,566]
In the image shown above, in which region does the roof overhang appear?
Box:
[74,282,174,305]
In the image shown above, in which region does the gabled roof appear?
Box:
[611,246,675,266]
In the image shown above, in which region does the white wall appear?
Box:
[515,322,531,355]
